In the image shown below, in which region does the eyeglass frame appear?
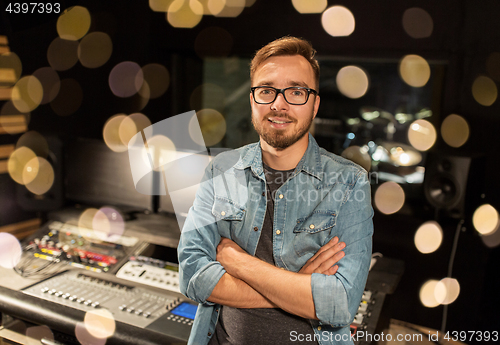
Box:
[250,86,319,105]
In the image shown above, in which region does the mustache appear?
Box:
[264,112,296,122]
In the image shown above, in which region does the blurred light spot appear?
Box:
[214,0,245,17]
[0,233,22,269]
[57,6,91,41]
[93,207,125,241]
[414,221,443,254]
[190,109,226,146]
[0,52,22,87]
[321,6,355,37]
[408,119,436,151]
[119,113,152,147]
[190,83,226,111]
[78,208,99,231]
[7,147,37,184]
[435,278,460,305]
[472,75,497,106]
[0,101,29,134]
[167,0,203,28]
[420,280,440,308]
[16,131,49,158]
[292,0,327,13]
[33,67,60,104]
[50,79,83,116]
[441,114,469,148]
[144,135,177,171]
[84,309,116,339]
[374,182,405,214]
[486,52,500,82]
[137,81,150,110]
[12,76,43,113]
[341,146,371,171]
[47,37,79,71]
[473,204,499,235]
[195,27,233,58]
[481,222,500,248]
[336,66,369,99]
[75,322,106,345]
[140,63,170,99]
[25,325,54,345]
[399,54,431,87]
[388,145,422,166]
[149,0,175,12]
[244,0,256,6]
[208,0,226,15]
[23,157,54,195]
[78,32,113,68]
[103,114,128,152]
[402,7,433,39]
[109,62,143,98]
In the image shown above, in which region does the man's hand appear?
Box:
[216,237,250,278]
[298,236,345,275]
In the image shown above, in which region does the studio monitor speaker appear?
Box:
[423,152,485,218]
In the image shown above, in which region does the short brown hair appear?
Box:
[250,36,320,89]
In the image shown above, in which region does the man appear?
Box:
[178,36,373,345]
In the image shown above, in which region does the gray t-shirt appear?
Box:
[208,163,318,345]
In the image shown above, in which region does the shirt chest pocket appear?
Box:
[212,197,245,238]
[293,211,337,257]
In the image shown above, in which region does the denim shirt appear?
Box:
[178,134,373,345]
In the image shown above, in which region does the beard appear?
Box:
[252,111,314,150]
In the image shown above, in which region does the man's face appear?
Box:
[250,55,320,150]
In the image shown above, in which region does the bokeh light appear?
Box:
[149,0,175,12]
[78,32,113,68]
[50,79,83,116]
[402,7,433,39]
[109,62,143,98]
[207,0,226,15]
[47,37,79,71]
[336,66,369,99]
[167,0,203,28]
[92,207,125,241]
[341,146,371,171]
[23,157,55,195]
[33,67,60,104]
[189,109,226,146]
[7,146,37,184]
[140,63,170,99]
[214,0,245,17]
[190,83,225,111]
[194,27,233,58]
[84,309,116,339]
[486,52,500,82]
[408,119,437,151]
[473,204,499,235]
[57,6,91,41]
[399,54,431,87]
[374,181,405,215]
[0,233,22,269]
[0,101,29,134]
[292,0,327,13]
[481,223,500,248]
[414,221,443,254]
[420,280,440,308]
[78,208,99,231]
[25,325,54,345]
[321,6,355,37]
[75,322,106,345]
[16,131,49,158]
[119,113,152,147]
[472,75,497,106]
[12,76,43,113]
[441,114,469,148]
[0,52,22,87]
[435,278,460,305]
[103,114,128,152]
[144,135,177,171]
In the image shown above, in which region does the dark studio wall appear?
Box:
[1,0,500,341]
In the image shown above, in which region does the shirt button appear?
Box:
[208,332,212,336]
[309,224,315,229]
[279,194,283,199]
[221,211,226,216]
[254,227,258,231]
[317,326,322,331]
[262,192,265,196]
[276,230,281,235]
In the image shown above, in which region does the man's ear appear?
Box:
[313,95,320,119]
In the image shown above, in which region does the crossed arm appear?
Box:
[207,236,346,319]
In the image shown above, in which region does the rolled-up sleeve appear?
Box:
[178,162,226,305]
[311,172,374,326]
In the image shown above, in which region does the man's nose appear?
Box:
[270,92,289,111]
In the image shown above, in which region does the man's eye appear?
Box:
[291,89,306,96]
[260,89,274,95]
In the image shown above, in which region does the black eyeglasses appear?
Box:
[251,86,318,105]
